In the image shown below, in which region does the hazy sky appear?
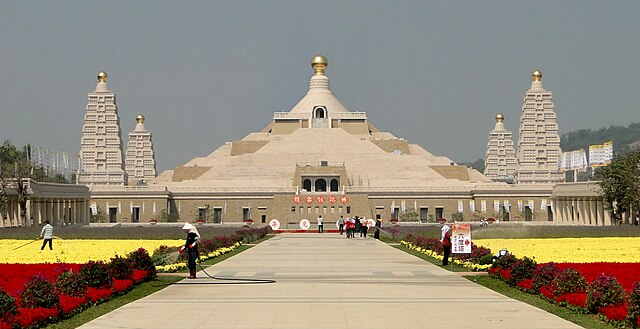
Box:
[1,1,639,172]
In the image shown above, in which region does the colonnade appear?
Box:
[553,197,613,226]
[2,197,90,228]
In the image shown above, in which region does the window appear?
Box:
[420,208,428,223]
[242,208,251,220]
[435,207,444,219]
[303,179,311,192]
[315,179,327,192]
[330,179,339,192]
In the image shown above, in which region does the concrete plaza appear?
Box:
[80,233,581,329]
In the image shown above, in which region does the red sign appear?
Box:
[340,195,349,204]
[328,195,337,204]
[305,196,314,204]
[316,196,325,204]
[293,195,301,204]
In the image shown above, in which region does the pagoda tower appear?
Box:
[515,70,563,184]
[77,72,127,186]
[483,113,517,182]
[124,114,157,185]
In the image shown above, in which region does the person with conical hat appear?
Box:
[441,224,452,266]
[179,222,200,279]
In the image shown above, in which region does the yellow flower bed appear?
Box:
[155,242,241,272]
[0,239,182,264]
[400,241,492,271]
[475,237,640,263]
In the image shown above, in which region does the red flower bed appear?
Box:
[599,304,628,321]
[555,293,587,308]
[16,307,58,328]
[59,294,88,315]
[112,279,134,293]
[0,263,82,299]
[86,287,113,303]
[132,269,148,283]
[557,263,640,291]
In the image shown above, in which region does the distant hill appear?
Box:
[460,122,640,173]
[560,122,640,155]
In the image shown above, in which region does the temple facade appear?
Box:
[484,113,517,182]
[124,114,157,186]
[515,70,563,184]
[77,72,127,186]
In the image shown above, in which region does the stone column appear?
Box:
[25,199,32,227]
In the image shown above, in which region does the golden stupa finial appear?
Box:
[97,71,108,83]
[311,55,328,75]
[496,113,504,123]
[136,114,145,124]
[532,70,542,82]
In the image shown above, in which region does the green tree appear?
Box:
[0,141,31,226]
[594,151,640,225]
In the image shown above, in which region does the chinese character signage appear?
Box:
[469,200,475,212]
[452,223,472,254]
[481,200,487,213]
[457,200,463,212]
[493,200,500,212]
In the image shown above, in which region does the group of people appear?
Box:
[336,215,381,239]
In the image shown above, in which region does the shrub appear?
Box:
[127,246,157,280]
[476,253,494,265]
[108,255,134,280]
[469,245,492,263]
[0,288,17,318]
[509,257,537,285]
[80,261,111,288]
[627,281,640,328]
[20,274,59,309]
[551,268,587,296]
[586,273,626,313]
[532,262,560,291]
[55,271,87,297]
[493,253,516,270]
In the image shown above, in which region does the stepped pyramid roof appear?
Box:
[151,56,498,191]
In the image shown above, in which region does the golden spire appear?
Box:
[311,55,328,75]
[532,70,542,82]
[136,114,145,124]
[97,71,108,83]
[496,113,504,123]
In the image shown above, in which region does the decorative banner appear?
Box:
[469,200,475,212]
[504,200,510,209]
[316,196,325,204]
[452,223,472,254]
[299,219,310,230]
[293,195,301,204]
[328,195,337,204]
[517,200,523,212]
[457,200,463,212]
[528,200,534,210]
[559,149,588,171]
[90,203,98,216]
[493,200,500,213]
[305,196,313,204]
[269,219,281,230]
[541,199,547,210]
[589,141,614,168]
[480,200,487,213]
[340,195,349,204]
[401,200,406,212]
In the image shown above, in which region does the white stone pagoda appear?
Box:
[484,113,517,183]
[124,114,157,185]
[77,72,127,186]
[515,70,563,184]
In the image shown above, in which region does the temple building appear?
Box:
[483,113,517,183]
[515,70,563,184]
[124,114,157,185]
[77,72,127,186]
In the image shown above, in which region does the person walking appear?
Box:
[40,220,53,250]
[360,217,368,238]
[373,218,382,240]
[179,222,200,279]
[345,217,355,238]
[338,216,345,234]
[317,215,324,233]
[441,224,452,266]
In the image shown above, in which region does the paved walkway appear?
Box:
[80,234,581,328]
